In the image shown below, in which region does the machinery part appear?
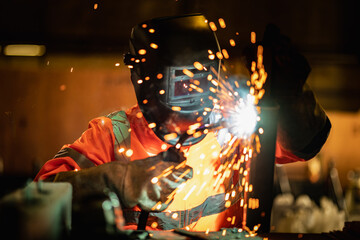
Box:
[0,181,72,240]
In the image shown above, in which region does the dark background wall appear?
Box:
[0,0,359,187]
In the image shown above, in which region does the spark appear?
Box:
[183,69,194,78]
[209,22,217,31]
[218,18,226,28]
[183,185,197,200]
[151,222,158,228]
[136,112,143,118]
[150,43,158,49]
[171,106,181,111]
[196,181,207,195]
[258,128,264,134]
[208,54,215,60]
[231,216,236,225]
[193,61,204,70]
[216,52,224,59]
[138,49,146,55]
[175,168,191,183]
[125,149,133,157]
[222,49,229,59]
[251,31,256,43]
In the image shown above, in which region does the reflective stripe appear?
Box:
[54,147,95,169]
[107,111,131,163]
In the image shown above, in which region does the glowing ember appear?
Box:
[183,69,194,78]
[138,49,146,55]
[251,31,256,43]
[218,18,226,28]
[150,43,158,49]
[209,22,217,31]
[125,149,133,157]
[164,133,177,141]
[151,177,158,184]
[193,61,204,70]
[216,52,224,59]
[171,106,181,111]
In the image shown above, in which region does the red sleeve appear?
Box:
[34,117,116,181]
[275,141,305,164]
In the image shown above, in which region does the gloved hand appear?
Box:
[243,24,311,99]
[243,24,330,159]
[54,147,193,212]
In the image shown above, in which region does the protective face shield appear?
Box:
[124,14,221,146]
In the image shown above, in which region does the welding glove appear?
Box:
[54,147,193,212]
[243,24,311,99]
[243,24,330,160]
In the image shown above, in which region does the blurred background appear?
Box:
[0,0,359,233]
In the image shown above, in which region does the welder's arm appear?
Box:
[243,24,331,161]
[276,84,331,160]
[53,148,193,212]
[261,24,331,160]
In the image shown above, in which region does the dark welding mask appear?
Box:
[124,14,221,146]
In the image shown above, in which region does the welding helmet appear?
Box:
[124,13,221,145]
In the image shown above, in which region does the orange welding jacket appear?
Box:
[34,104,304,231]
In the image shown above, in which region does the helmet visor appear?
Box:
[166,64,217,108]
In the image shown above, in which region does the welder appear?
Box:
[34,14,331,231]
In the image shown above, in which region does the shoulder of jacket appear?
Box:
[105,110,131,162]
[106,110,128,123]
[105,110,131,140]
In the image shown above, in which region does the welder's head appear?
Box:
[125,13,221,145]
